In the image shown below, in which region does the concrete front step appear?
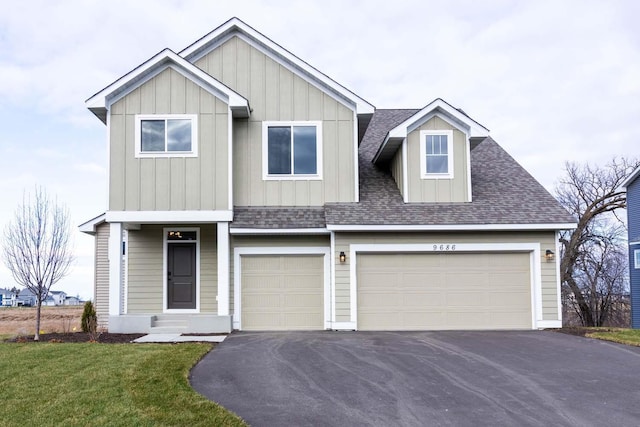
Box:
[149,326,189,334]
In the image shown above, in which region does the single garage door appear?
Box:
[241,254,324,331]
[357,252,532,330]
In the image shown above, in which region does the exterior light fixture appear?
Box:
[545,250,555,261]
[339,251,346,263]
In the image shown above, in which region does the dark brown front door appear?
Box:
[167,243,196,309]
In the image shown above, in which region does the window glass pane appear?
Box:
[293,126,317,174]
[427,155,448,174]
[141,120,165,152]
[167,231,197,241]
[167,119,192,152]
[441,135,448,154]
[268,127,291,174]
[426,135,434,154]
[635,250,640,269]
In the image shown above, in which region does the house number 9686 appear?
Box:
[433,244,456,251]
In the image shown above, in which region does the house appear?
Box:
[63,295,82,306]
[49,291,67,306]
[621,167,640,328]
[79,17,575,334]
[0,288,17,307]
[17,289,36,307]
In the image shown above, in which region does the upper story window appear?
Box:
[420,130,454,179]
[135,114,198,158]
[262,121,323,180]
[635,249,640,269]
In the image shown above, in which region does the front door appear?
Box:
[167,243,197,309]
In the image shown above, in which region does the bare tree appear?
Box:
[2,187,74,340]
[556,158,638,326]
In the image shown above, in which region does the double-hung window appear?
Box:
[263,121,322,179]
[135,114,198,158]
[420,130,454,179]
[635,249,640,269]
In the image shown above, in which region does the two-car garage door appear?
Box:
[357,252,532,330]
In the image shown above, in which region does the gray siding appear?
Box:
[627,178,640,328]
[334,231,559,323]
[109,68,230,212]
[390,146,403,195]
[127,224,218,313]
[95,223,110,329]
[406,116,469,202]
[194,36,356,206]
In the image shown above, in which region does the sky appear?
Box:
[0,0,638,300]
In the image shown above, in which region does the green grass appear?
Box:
[585,328,640,346]
[0,343,246,426]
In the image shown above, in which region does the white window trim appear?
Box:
[634,249,640,269]
[233,246,331,330]
[262,121,323,180]
[163,227,200,314]
[135,114,198,158]
[420,129,454,179]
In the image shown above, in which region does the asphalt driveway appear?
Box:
[190,331,640,426]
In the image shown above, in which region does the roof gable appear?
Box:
[180,17,374,116]
[86,49,249,123]
[373,98,489,164]
[621,165,640,190]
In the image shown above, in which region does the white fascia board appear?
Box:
[105,210,233,223]
[85,49,249,121]
[78,213,107,235]
[620,165,640,190]
[327,223,578,232]
[229,228,330,235]
[179,17,374,115]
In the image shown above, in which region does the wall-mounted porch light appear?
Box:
[339,251,346,263]
[545,250,555,262]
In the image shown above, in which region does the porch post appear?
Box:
[108,222,123,316]
[217,222,230,316]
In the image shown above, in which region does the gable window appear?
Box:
[420,130,454,179]
[262,121,322,180]
[135,114,198,158]
[635,249,640,269]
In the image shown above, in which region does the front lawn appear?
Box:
[0,343,246,426]
[585,328,640,346]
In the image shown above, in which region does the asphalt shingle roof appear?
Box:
[232,108,575,229]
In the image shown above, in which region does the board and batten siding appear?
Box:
[627,178,640,328]
[333,231,559,323]
[94,222,110,329]
[126,224,218,313]
[229,234,330,317]
[193,36,356,206]
[109,67,230,212]
[406,116,469,202]
[390,146,404,195]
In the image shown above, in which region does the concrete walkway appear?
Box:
[133,334,226,343]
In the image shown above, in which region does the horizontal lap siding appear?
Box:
[127,224,218,313]
[95,223,110,329]
[334,231,558,323]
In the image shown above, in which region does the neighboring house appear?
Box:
[0,289,17,307]
[621,167,640,328]
[17,289,36,307]
[79,17,576,334]
[49,290,67,306]
[63,295,82,306]
[42,296,57,307]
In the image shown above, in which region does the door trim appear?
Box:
[233,247,331,330]
[349,243,543,330]
[163,227,200,313]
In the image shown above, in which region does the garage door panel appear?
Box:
[241,254,324,331]
[357,252,531,330]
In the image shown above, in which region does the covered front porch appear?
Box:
[106,220,232,334]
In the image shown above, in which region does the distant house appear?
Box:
[49,291,67,306]
[17,289,36,307]
[621,167,640,328]
[16,289,70,307]
[63,295,82,306]
[0,289,17,307]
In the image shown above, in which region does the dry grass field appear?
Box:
[0,306,83,336]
